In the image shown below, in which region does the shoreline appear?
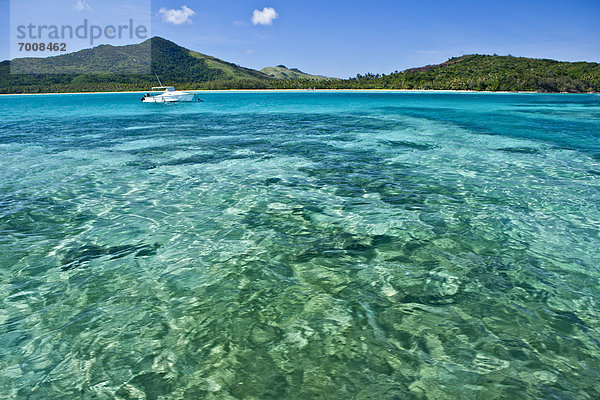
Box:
[0,89,597,96]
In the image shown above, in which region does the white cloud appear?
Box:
[73,0,91,11]
[252,7,278,26]
[246,49,255,54]
[158,5,196,25]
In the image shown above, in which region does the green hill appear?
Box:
[260,65,336,80]
[0,37,272,93]
[190,50,268,81]
[335,54,600,92]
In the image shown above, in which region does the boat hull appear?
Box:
[142,93,197,103]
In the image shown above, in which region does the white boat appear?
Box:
[141,86,198,103]
[141,74,200,103]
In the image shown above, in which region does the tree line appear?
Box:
[2,54,599,94]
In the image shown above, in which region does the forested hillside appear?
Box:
[1,40,599,93]
[333,55,600,92]
[0,37,271,93]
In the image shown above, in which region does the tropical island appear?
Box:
[1,37,599,94]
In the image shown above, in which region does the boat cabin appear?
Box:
[151,86,176,92]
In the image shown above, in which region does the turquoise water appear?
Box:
[1,91,599,399]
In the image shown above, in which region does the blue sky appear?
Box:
[1,0,600,78]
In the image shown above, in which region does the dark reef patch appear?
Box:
[60,242,161,270]
[382,140,438,151]
[497,147,540,155]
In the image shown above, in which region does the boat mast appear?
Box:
[154,73,163,87]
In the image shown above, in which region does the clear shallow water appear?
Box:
[1,91,599,399]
